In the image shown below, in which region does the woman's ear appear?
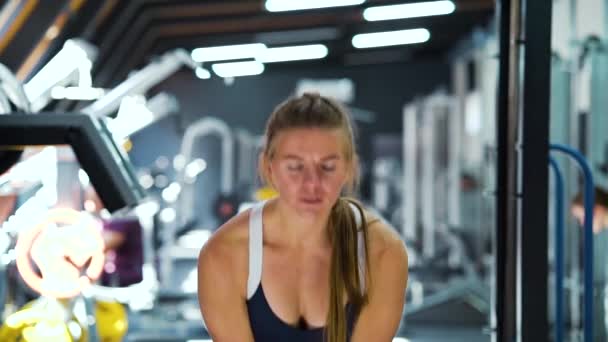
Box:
[259,153,275,188]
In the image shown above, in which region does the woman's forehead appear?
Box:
[273,127,344,153]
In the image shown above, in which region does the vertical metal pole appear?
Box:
[549,157,565,342]
[568,0,582,332]
[421,97,436,259]
[496,0,552,340]
[449,64,464,228]
[520,0,552,340]
[495,0,519,339]
[403,103,418,240]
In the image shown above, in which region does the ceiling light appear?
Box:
[257,44,328,63]
[352,28,430,49]
[195,67,211,79]
[265,0,365,12]
[363,1,455,21]
[191,43,266,63]
[212,61,265,78]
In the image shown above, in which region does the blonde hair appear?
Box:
[259,92,370,341]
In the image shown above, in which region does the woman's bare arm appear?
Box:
[197,227,255,342]
[351,222,409,342]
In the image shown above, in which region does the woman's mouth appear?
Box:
[300,198,322,204]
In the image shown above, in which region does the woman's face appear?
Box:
[267,127,351,215]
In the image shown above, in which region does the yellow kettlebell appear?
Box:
[95,300,128,342]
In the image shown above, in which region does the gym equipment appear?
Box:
[402,101,418,242]
[213,192,240,224]
[23,39,98,112]
[0,208,129,342]
[549,157,566,342]
[15,208,105,299]
[0,280,128,342]
[0,61,32,176]
[549,144,596,342]
[549,54,581,337]
[158,117,235,297]
[401,89,491,328]
[82,49,196,119]
[177,117,234,228]
[548,39,608,339]
[0,114,144,212]
[0,41,203,341]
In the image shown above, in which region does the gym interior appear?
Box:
[0,0,604,341]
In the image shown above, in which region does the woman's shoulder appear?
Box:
[198,208,251,274]
[363,209,408,262]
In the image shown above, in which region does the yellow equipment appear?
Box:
[0,298,127,342]
[95,300,128,342]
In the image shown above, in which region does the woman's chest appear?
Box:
[261,248,332,326]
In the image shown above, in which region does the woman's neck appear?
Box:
[267,199,332,249]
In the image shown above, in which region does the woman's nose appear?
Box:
[302,167,321,186]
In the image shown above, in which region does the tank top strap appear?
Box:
[247,201,265,300]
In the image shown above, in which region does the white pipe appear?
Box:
[0,63,31,113]
[402,102,417,241]
[420,95,436,259]
[178,117,234,225]
[83,49,195,118]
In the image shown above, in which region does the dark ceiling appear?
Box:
[0,0,494,89]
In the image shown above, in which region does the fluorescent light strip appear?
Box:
[265,0,365,12]
[191,43,266,62]
[363,0,455,21]
[195,67,211,79]
[352,28,430,49]
[257,44,328,63]
[212,61,265,78]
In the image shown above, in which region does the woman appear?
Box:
[198,93,408,341]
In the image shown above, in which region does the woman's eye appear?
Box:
[287,164,303,171]
[321,164,336,172]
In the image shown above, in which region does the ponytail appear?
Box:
[325,198,370,342]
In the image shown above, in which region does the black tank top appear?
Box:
[246,285,357,341]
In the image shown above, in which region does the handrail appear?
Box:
[548,156,565,342]
[550,143,595,342]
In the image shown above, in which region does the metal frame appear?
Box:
[177,116,235,226]
[0,113,144,212]
[82,49,196,118]
[496,0,552,340]
[495,0,518,337]
[402,102,418,241]
[420,93,438,259]
[519,1,552,340]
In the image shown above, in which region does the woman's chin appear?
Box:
[295,199,328,215]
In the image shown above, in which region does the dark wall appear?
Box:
[129,60,451,228]
[156,60,451,134]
